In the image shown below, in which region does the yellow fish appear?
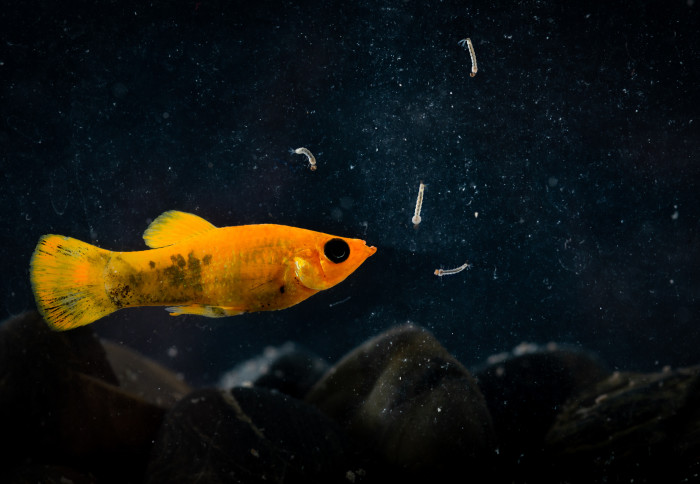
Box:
[30,211,377,331]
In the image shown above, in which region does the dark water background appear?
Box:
[1,0,698,386]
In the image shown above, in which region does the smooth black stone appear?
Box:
[4,464,95,484]
[306,323,496,480]
[146,386,369,484]
[102,339,192,408]
[545,366,700,483]
[253,345,328,399]
[473,344,609,478]
[219,342,328,399]
[0,311,166,483]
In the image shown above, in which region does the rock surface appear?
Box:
[218,341,328,399]
[3,311,699,482]
[474,342,610,479]
[545,366,700,483]
[146,386,368,483]
[0,311,180,482]
[306,323,497,480]
[102,339,191,408]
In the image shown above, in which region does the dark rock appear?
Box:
[102,339,191,408]
[305,323,496,480]
[253,346,328,398]
[146,386,369,484]
[0,311,167,482]
[473,342,610,479]
[4,463,96,483]
[545,366,700,483]
[219,342,328,399]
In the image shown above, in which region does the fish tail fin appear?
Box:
[30,235,116,331]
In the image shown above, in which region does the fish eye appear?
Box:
[324,238,350,263]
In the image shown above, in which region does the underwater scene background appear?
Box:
[1,0,699,481]
[3,0,697,384]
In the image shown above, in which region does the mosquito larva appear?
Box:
[434,261,472,277]
[412,181,425,227]
[467,39,477,77]
[458,38,478,78]
[293,147,317,171]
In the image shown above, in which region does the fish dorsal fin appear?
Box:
[143,211,217,248]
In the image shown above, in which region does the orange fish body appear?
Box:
[30,211,377,331]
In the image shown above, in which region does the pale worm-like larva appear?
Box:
[434,261,472,276]
[412,181,425,227]
[292,147,317,171]
[458,38,478,77]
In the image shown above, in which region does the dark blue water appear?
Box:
[1,0,698,385]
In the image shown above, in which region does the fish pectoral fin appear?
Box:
[165,305,244,318]
[293,256,327,291]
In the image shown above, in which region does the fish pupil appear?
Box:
[324,238,350,263]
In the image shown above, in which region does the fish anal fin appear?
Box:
[165,305,244,318]
[143,211,217,248]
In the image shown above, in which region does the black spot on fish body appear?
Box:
[187,252,204,292]
[171,254,186,268]
[149,260,156,269]
[279,285,285,294]
[128,271,145,288]
[163,251,204,293]
[188,252,201,274]
[164,264,186,287]
[107,284,129,308]
[203,254,212,265]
